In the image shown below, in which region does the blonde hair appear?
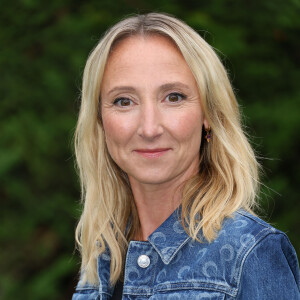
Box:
[74,12,260,286]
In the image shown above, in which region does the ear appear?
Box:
[203,118,210,130]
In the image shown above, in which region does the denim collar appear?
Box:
[147,207,191,265]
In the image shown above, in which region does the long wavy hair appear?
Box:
[74,12,260,285]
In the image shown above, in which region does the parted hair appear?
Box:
[74,12,260,285]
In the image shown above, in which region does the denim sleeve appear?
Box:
[236,232,300,299]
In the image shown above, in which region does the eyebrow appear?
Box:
[106,82,191,96]
[159,82,191,92]
[107,86,135,96]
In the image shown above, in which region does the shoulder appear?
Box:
[216,210,300,297]
[183,209,299,297]
[211,209,286,252]
[218,209,298,272]
[72,274,100,300]
[218,209,295,251]
[200,209,290,262]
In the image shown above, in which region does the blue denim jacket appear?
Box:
[72,209,300,299]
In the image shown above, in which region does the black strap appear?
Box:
[111,280,123,300]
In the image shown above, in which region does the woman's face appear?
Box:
[101,35,208,187]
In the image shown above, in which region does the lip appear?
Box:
[134,148,171,158]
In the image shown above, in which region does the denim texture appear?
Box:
[72,209,300,299]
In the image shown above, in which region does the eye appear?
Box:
[166,93,186,103]
[113,97,133,107]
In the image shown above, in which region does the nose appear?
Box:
[137,101,163,140]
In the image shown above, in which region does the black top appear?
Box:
[111,280,123,300]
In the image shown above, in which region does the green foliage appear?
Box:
[1,0,299,298]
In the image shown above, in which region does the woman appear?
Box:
[72,13,300,299]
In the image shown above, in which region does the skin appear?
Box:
[101,35,209,240]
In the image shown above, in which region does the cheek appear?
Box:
[170,111,203,144]
[102,114,136,149]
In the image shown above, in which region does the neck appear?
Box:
[129,167,197,241]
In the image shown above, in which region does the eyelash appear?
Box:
[165,92,186,103]
[113,97,133,107]
[112,92,187,107]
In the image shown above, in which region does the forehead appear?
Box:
[108,34,183,65]
[110,33,180,55]
[101,34,197,91]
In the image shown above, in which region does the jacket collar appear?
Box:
[147,207,191,265]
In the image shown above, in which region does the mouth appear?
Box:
[134,148,171,158]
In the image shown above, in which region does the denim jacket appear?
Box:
[72,209,300,299]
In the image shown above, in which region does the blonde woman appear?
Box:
[72,13,300,299]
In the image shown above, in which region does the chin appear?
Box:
[129,172,173,186]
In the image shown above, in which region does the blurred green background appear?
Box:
[1,0,299,299]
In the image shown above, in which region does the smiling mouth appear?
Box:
[134,148,171,158]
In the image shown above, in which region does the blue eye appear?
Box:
[113,98,132,107]
[166,93,186,103]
